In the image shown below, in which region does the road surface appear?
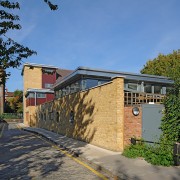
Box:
[0,122,110,180]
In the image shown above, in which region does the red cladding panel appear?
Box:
[26,93,54,106]
[42,68,56,88]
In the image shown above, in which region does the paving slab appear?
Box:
[18,123,180,180]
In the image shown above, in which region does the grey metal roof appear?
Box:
[26,88,54,94]
[53,66,174,89]
[21,62,59,75]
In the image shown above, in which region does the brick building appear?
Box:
[22,63,72,125]
[23,64,174,151]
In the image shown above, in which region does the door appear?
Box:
[142,104,164,142]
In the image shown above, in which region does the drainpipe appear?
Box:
[35,92,37,106]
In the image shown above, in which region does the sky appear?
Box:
[5,0,180,91]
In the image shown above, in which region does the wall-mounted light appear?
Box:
[132,107,140,116]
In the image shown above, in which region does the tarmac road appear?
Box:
[0,122,110,180]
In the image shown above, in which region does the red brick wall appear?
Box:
[124,106,142,147]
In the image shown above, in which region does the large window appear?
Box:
[98,80,108,86]
[37,93,46,98]
[27,93,35,98]
[128,83,138,91]
[154,85,162,94]
[144,85,152,93]
[45,83,53,88]
[86,79,98,89]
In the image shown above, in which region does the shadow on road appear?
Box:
[0,123,65,179]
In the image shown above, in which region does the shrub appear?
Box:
[123,143,147,158]
[123,140,174,166]
[144,143,173,166]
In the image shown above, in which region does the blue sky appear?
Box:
[6,0,180,91]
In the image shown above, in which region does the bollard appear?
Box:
[173,142,180,166]
[131,138,136,145]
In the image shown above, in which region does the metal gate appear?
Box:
[142,104,164,142]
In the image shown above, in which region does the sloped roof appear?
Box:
[56,69,73,83]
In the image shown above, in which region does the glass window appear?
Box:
[98,80,108,86]
[128,83,138,91]
[44,113,46,121]
[37,93,46,98]
[144,85,152,93]
[55,91,58,98]
[27,93,35,98]
[70,83,76,93]
[56,112,59,122]
[66,86,70,95]
[62,88,66,96]
[81,80,86,90]
[154,86,162,94]
[45,83,53,88]
[86,79,98,89]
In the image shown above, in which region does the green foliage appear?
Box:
[5,89,23,113]
[0,113,22,119]
[122,143,147,158]
[160,81,180,143]
[144,143,173,166]
[0,0,36,83]
[141,50,180,81]
[0,0,58,84]
[123,141,174,166]
[132,50,180,166]
[44,0,58,10]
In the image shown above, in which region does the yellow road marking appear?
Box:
[0,123,5,138]
[16,124,108,180]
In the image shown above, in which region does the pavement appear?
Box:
[18,123,180,180]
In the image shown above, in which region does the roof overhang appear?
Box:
[21,62,59,75]
[25,88,54,97]
[53,66,174,90]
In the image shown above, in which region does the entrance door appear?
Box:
[142,104,164,142]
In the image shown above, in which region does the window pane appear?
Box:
[128,83,138,91]
[98,80,108,85]
[81,80,86,90]
[37,93,46,98]
[154,86,162,94]
[45,83,53,88]
[86,79,98,89]
[28,93,35,98]
[144,85,152,93]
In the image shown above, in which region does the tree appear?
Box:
[141,50,180,81]
[5,89,23,113]
[0,0,58,84]
[141,50,180,143]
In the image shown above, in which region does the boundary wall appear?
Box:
[35,77,124,151]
